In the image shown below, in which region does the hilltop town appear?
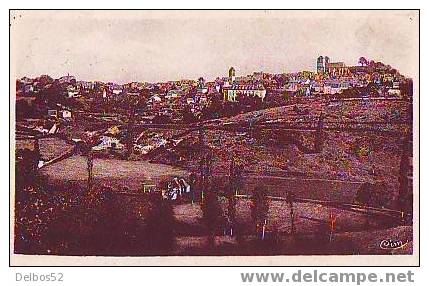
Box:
[16,56,412,124]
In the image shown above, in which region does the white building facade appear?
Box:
[222,85,266,102]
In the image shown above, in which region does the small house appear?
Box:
[61,110,72,119]
[47,109,58,118]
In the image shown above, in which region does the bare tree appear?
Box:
[86,150,93,191]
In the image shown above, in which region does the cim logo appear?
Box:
[379,239,409,250]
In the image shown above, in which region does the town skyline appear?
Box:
[11,10,418,84]
[15,56,406,85]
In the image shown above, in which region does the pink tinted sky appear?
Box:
[10,10,419,84]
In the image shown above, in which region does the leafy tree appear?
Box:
[201,92,223,120]
[227,195,237,232]
[237,94,263,112]
[400,79,413,97]
[143,192,176,254]
[36,81,67,106]
[66,187,126,255]
[202,189,222,247]
[398,135,413,220]
[182,106,198,123]
[152,114,173,124]
[40,185,177,256]
[358,57,368,66]
[16,98,40,119]
[15,148,39,190]
[199,150,213,202]
[354,182,392,208]
[250,185,270,238]
[226,159,241,236]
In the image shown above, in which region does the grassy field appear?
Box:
[174,200,388,236]
[236,176,361,201]
[222,99,411,124]
[16,137,74,161]
[40,155,189,190]
[172,201,411,255]
[39,137,74,161]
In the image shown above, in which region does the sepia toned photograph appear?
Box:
[10,10,419,266]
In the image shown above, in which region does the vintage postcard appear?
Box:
[10,10,419,266]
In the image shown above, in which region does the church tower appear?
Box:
[316,56,324,74]
[228,67,236,82]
